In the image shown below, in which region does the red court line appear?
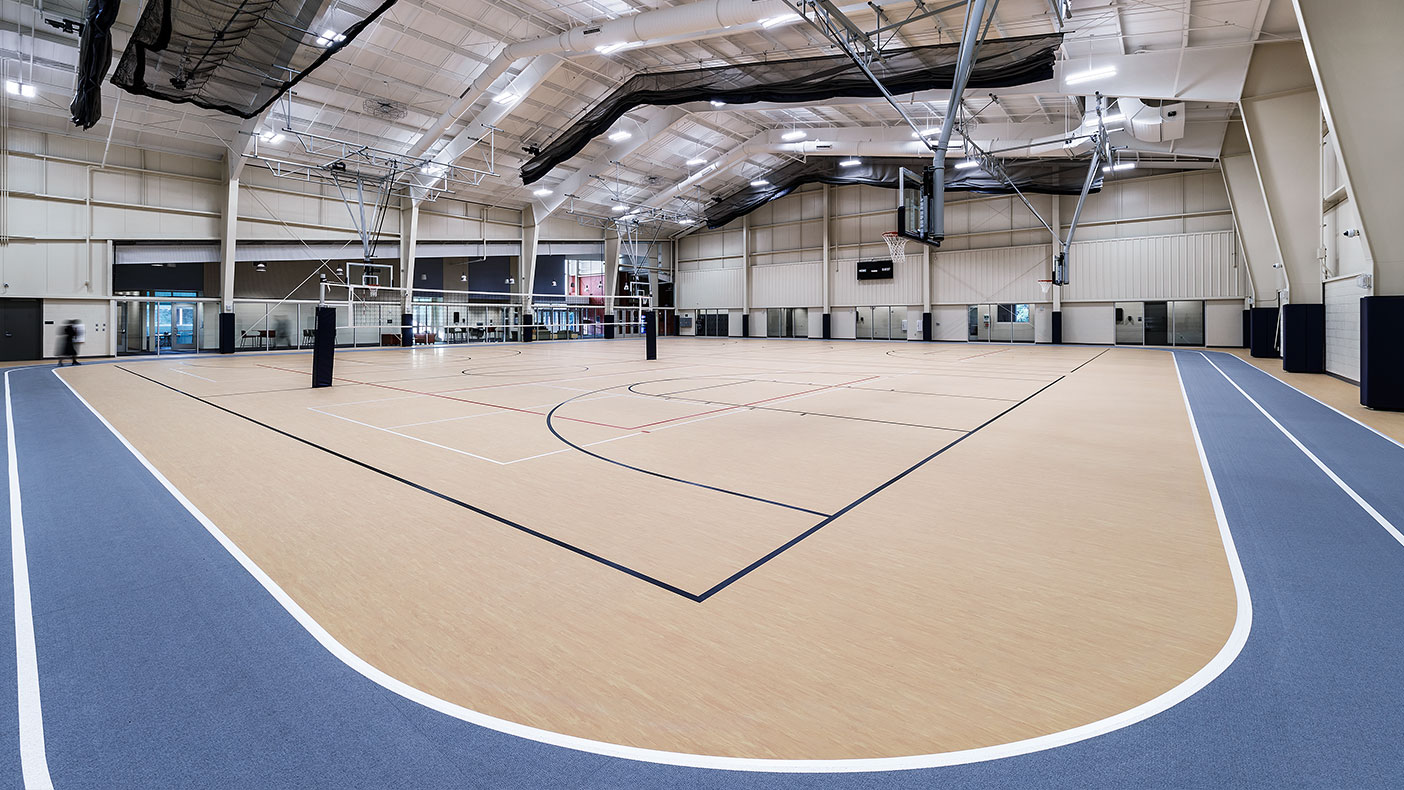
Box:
[624,375,881,430]
[254,363,638,432]
[958,348,1010,361]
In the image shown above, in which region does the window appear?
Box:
[997,304,1030,323]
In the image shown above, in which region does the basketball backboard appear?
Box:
[896,167,941,248]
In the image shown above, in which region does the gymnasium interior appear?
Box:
[1,0,1402,787]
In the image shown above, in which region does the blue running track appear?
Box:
[3,349,1403,788]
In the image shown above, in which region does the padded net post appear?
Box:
[312,306,337,388]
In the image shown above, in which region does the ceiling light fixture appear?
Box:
[608,130,632,142]
[532,188,553,197]
[259,131,284,144]
[315,29,346,47]
[954,159,980,170]
[5,80,35,98]
[1102,162,1136,173]
[594,41,639,55]
[759,13,801,28]
[781,130,806,141]
[493,92,519,104]
[686,157,707,166]
[839,158,861,167]
[750,179,769,187]
[710,100,726,107]
[1065,65,1117,85]
[612,204,628,212]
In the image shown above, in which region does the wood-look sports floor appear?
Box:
[61,339,1237,760]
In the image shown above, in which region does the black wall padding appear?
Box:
[70,0,122,129]
[1361,295,1404,411]
[522,34,1062,184]
[704,157,1104,229]
[401,313,413,348]
[1281,303,1325,373]
[312,306,336,387]
[822,313,831,340]
[1249,307,1279,358]
[111,0,398,119]
[603,314,615,340]
[1051,311,1062,345]
[218,312,235,354]
[922,312,933,342]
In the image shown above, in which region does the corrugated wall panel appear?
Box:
[1061,230,1240,302]
[676,268,745,309]
[752,263,823,308]
[1325,278,1366,382]
[831,256,923,307]
[931,244,1052,305]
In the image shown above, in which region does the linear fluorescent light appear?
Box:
[612,205,628,212]
[839,158,861,167]
[759,13,801,28]
[595,41,639,55]
[781,130,806,141]
[686,157,707,166]
[532,188,553,197]
[1102,162,1136,173]
[709,100,726,107]
[493,92,519,104]
[750,179,769,187]
[910,128,941,139]
[1065,66,1117,85]
[954,159,980,170]
[6,80,35,98]
[608,130,632,142]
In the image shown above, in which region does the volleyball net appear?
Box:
[309,282,659,387]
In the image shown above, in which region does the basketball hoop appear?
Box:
[882,231,908,265]
[1037,279,1054,296]
[368,286,379,299]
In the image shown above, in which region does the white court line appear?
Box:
[170,368,217,383]
[6,371,56,789]
[1198,352,1404,549]
[1221,354,1404,452]
[46,360,1254,773]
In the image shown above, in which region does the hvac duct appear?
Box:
[408,0,792,158]
[1115,97,1187,143]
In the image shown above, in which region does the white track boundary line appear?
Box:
[47,361,1253,773]
[1198,352,1404,548]
[1221,354,1404,451]
[7,371,55,789]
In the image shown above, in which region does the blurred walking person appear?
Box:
[56,318,85,366]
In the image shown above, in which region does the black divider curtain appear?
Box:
[70,0,122,129]
[110,0,398,119]
[704,157,1104,229]
[521,33,1062,184]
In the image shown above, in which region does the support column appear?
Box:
[1292,0,1404,407]
[399,197,419,348]
[1050,196,1062,344]
[218,174,239,353]
[1240,43,1323,368]
[521,204,540,341]
[741,214,751,338]
[821,183,832,339]
[603,232,619,339]
[921,239,932,341]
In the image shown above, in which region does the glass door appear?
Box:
[171,303,197,351]
[1115,302,1144,345]
[1144,302,1170,346]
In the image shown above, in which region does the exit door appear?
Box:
[0,299,42,361]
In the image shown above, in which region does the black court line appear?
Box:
[543,394,832,518]
[113,366,704,601]
[693,375,1066,601]
[642,376,1024,404]
[1069,348,1111,372]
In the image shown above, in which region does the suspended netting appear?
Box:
[521,34,1063,185]
[108,0,398,119]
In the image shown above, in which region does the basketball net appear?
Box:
[882,231,908,265]
[1038,279,1053,296]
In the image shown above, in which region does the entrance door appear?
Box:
[0,299,42,361]
[171,303,198,351]
[1144,302,1170,346]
